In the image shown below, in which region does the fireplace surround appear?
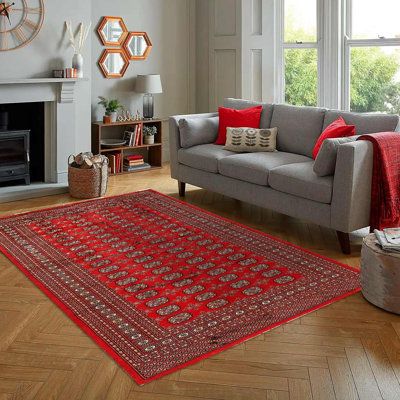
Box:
[0,78,84,202]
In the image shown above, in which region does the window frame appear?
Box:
[275,0,324,106]
[342,0,400,111]
[275,0,400,112]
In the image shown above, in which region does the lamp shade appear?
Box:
[135,74,163,94]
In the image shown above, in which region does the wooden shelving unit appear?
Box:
[91,119,164,175]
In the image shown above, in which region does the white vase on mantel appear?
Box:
[72,53,84,78]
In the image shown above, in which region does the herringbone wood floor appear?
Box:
[1,165,400,400]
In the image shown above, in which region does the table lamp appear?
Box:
[135,74,163,119]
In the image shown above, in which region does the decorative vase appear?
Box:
[110,112,118,123]
[103,115,111,124]
[72,53,84,78]
[144,135,155,145]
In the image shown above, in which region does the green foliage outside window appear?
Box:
[284,25,400,113]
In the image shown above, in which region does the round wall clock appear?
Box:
[0,0,44,51]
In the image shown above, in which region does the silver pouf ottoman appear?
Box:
[361,233,400,314]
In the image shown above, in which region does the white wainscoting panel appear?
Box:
[241,0,276,103]
[215,0,237,36]
[252,0,263,35]
[209,0,242,110]
[215,50,238,106]
[251,49,263,102]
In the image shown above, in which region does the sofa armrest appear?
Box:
[331,140,374,232]
[169,112,218,179]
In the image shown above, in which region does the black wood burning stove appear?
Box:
[0,130,30,185]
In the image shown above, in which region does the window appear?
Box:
[278,0,319,106]
[276,0,400,113]
[345,0,400,113]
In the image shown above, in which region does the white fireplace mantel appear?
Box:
[0,78,88,203]
[0,78,88,104]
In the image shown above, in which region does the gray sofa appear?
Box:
[169,98,399,253]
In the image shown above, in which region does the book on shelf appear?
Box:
[122,124,143,147]
[124,160,144,166]
[106,153,122,174]
[123,155,144,167]
[123,162,151,172]
[125,154,143,161]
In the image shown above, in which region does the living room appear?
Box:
[0,0,399,399]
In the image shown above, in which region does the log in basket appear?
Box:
[68,153,109,199]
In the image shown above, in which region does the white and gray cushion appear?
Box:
[323,110,399,134]
[269,162,334,204]
[178,144,236,173]
[223,98,274,129]
[313,136,357,177]
[271,104,326,157]
[178,116,219,148]
[224,127,278,153]
[218,152,311,186]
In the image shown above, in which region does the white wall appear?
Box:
[92,0,195,161]
[0,0,196,162]
[196,0,210,113]
[0,0,92,152]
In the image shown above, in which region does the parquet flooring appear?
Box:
[0,165,399,400]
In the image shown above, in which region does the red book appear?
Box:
[126,155,143,161]
[117,154,121,172]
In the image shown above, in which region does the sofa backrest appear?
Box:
[223,99,400,157]
[323,110,399,134]
[270,104,326,157]
[223,98,274,129]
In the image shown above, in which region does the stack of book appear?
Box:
[106,152,122,174]
[374,228,400,253]
[123,125,142,147]
[123,155,151,172]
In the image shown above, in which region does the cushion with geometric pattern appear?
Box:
[223,127,278,153]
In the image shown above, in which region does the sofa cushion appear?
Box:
[178,144,236,173]
[269,162,334,204]
[270,104,326,157]
[179,117,219,148]
[216,106,263,145]
[312,117,356,159]
[224,127,278,153]
[223,98,274,129]
[323,110,399,134]
[218,152,311,186]
[313,136,357,177]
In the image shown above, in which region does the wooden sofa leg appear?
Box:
[336,231,351,255]
[178,181,186,197]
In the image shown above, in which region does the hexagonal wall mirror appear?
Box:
[97,16,128,46]
[123,32,152,60]
[98,49,129,78]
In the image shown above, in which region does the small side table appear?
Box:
[361,233,400,314]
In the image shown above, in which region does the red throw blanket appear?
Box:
[358,132,400,230]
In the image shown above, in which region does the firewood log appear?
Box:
[80,158,93,169]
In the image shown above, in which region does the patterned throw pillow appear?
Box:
[224,127,278,152]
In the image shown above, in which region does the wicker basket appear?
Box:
[68,155,109,199]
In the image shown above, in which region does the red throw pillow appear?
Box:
[312,117,356,159]
[215,106,263,145]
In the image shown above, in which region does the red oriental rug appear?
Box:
[0,190,360,384]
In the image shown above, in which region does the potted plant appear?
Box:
[98,96,123,123]
[143,125,157,145]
